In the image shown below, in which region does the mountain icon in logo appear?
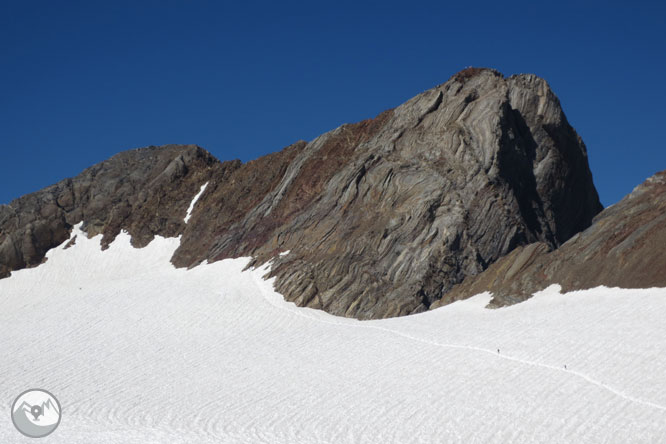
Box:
[11,389,62,438]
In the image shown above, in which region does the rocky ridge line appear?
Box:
[1,68,604,319]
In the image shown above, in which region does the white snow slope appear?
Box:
[1,225,665,443]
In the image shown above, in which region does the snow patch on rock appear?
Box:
[184,182,208,223]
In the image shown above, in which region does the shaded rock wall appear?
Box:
[432,170,666,308]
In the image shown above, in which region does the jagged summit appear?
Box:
[1,69,607,318]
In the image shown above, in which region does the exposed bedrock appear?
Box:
[1,68,606,319]
[0,145,220,277]
[432,170,666,308]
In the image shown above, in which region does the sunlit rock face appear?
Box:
[0,68,603,319]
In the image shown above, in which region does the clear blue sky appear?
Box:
[2,1,665,206]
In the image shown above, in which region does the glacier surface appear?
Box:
[1,225,665,443]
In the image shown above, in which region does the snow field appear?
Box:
[0,223,665,443]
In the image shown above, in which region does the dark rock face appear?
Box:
[432,170,666,308]
[0,145,218,277]
[0,68,604,319]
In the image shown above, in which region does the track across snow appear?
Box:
[1,226,665,443]
[253,272,666,414]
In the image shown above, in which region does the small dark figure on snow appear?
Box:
[497,349,500,354]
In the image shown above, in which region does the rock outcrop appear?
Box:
[0,145,220,277]
[0,68,604,318]
[432,170,666,308]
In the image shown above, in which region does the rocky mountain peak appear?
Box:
[1,68,604,318]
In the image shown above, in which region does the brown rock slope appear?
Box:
[432,170,666,308]
[1,68,604,319]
